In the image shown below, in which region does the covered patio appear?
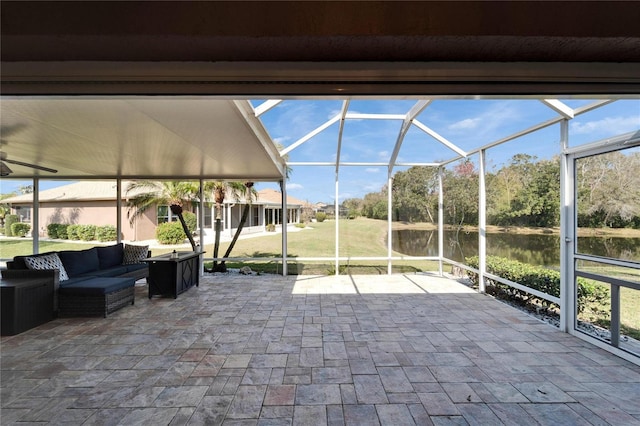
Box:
[2,273,640,425]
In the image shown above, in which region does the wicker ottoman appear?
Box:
[58,277,135,318]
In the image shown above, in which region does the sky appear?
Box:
[2,98,639,204]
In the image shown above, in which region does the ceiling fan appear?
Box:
[0,151,58,176]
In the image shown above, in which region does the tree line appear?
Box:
[342,151,640,229]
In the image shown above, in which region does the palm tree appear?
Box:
[220,181,259,269]
[126,181,199,251]
[209,181,245,272]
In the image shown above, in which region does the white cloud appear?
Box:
[365,168,380,173]
[571,116,640,135]
[287,183,303,190]
[448,117,481,131]
[378,150,389,160]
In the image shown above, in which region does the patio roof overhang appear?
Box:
[0,98,287,181]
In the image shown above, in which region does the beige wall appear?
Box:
[14,200,158,241]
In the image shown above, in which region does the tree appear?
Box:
[126,181,199,251]
[209,181,244,272]
[443,159,479,227]
[219,182,259,270]
[392,166,439,223]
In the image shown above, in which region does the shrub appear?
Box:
[266,223,276,232]
[78,224,97,241]
[4,214,19,236]
[47,223,69,239]
[156,221,186,244]
[295,223,306,229]
[465,256,610,313]
[95,225,118,242]
[67,224,81,240]
[11,222,31,237]
[183,211,197,232]
[315,212,327,223]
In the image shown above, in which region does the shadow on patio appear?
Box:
[2,273,640,425]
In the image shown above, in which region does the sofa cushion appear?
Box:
[85,265,130,278]
[58,247,100,277]
[59,277,135,296]
[24,253,69,281]
[125,263,148,274]
[123,244,149,264]
[96,243,124,269]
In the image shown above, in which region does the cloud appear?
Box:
[448,117,481,131]
[378,150,389,160]
[365,168,380,173]
[286,183,303,190]
[571,116,640,135]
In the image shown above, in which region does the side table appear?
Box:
[1,277,55,336]
[143,251,204,299]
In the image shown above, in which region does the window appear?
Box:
[157,205,179,224]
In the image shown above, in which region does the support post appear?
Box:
[559,119,575,333]
[281,180,288,276]
[199,180,205,276]
[438,167,444,276]
[478,150,487,293]
[32,178,39,254]
[335,176,339,276]
[116,179,122,244]
[387,174,393,275]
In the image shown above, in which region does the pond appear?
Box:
[391,229,640,267]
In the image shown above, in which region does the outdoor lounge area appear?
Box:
[1,273,640,425]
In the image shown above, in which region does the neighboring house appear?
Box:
[3,182,303,241]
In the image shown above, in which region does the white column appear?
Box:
[116,179,122,244]
[438,167,444,276]
[33,178,39,254]
[387,174,393,275]
[559,119,575,333]
[281,181,288,276]
[478,150,487,293]
[335,176,340,276]
[199,180,205,275]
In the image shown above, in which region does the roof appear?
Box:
[3,182,305,207]
[256,188,304,207]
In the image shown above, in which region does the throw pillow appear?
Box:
[123,244,149,264]
[24,253,69,281]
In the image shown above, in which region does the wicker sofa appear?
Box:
[2,243,149,318]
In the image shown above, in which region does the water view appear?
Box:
[391,229,640,267]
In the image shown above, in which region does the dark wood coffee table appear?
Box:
[143,251,204,299]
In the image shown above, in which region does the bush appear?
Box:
[77,224,97,241]
[4,214,19,236]
[11,222,31,237]
[67,224,81,240]
[95,225,118,242]
[47,223,69,239]
[295,223,306,229]
[183,211,197,232]
[315,212,327,223]
[156,221,186,244]
[266,223,276,232]
[465,256,610,313]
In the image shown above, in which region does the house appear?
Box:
[3,182,303,241]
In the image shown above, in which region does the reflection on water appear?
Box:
[391,229,640,267]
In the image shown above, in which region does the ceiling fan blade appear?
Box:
[4,158,58,173]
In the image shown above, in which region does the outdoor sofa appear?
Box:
[2,243,149,318]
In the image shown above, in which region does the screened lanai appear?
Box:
[2,96,639,365]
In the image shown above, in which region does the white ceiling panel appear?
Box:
[0,98,286,181]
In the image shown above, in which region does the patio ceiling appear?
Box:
[0,98,286,181]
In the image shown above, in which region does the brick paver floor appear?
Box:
[1,273,639,425]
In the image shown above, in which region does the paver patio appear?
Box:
[1,273,639,425]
